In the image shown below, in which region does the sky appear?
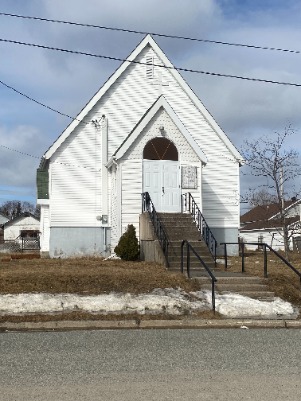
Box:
[0,0,301,212]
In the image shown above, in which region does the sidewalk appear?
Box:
[1,318,301,332]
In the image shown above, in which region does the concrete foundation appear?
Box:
[139,213,167,266]
[49,227,111,258]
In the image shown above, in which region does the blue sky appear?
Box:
[0,0,301,211]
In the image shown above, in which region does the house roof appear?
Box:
[240,199,301,231]
[0,212,9,225]
[3,213,40,228]
[241,215,300,231]
[240,200,298,224]
[109,95,207,165]
[41,34,243,165]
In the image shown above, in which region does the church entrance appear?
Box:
[143,137,181,212]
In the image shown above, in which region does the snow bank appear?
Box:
[0,289,298,319]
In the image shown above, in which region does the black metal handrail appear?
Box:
[181,240,217,311]
[182,192,217,262]
[221,242,301,284]
[142,192,169,266]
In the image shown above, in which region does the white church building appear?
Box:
[37,35,243,258]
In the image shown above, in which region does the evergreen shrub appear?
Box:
[114,224,140,261]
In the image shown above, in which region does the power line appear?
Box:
[0,144,40,159]
[0,144,97,171]
[0,79,85,123]
[1,37,301,87]
[0,11,300,55]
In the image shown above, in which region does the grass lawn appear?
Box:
[0,254,208,322]
[0,251,300,322]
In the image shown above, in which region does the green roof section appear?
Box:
[36,168,49,199]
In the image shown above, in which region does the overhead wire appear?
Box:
[0,79,85,123]
[1,38,301,87]
[0,144,97,171]
[0,11,300,54]
[0,14,300,168]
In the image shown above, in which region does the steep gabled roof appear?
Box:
[108,95,207,165]
[42,35,243,164]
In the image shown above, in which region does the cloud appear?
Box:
[0,125,43,188]
[0,0,301,204]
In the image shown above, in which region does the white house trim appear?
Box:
[107,96,207,166]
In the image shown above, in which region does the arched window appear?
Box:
[143,137,178,161]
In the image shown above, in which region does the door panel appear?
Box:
[143,160,181,212]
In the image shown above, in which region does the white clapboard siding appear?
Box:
[87,48,160,159]
[121,159,143,239]
[48,42,239,230]
[49,117,103,226]
[40,205,50,252]
[240,229,289,251]
[110,165,120,249]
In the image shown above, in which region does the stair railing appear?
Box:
[221,242,301,285]
[142,192,169,266]
[181,240,217,312]
[182,193,217,263]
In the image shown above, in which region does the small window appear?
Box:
[143,138,178,161]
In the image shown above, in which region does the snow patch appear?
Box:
[0,289,298,319]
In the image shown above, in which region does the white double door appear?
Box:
[143,160,181,212]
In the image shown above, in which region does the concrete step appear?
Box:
[200,283,269,292]
[192,271,275,300]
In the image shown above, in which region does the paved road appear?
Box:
[1,329,301,400]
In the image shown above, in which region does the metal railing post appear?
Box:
[241,242,245,273]
[212,281,216,312]
[224,243,228,270]
[264,244,268,278]
[181,241,184,274]
[187,242,190,278]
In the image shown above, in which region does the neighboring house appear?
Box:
[240,199,301,251]
[0,212,9,226]
[37,35,243,258]
[3,213,40,241]
[0,212,9,244]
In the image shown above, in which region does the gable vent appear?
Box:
[146,56,154,79]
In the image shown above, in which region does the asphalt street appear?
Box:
[1,329,301,400]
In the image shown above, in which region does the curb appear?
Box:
[1,319,301,332]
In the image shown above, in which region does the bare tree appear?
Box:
[241,126,301,258]
[0,200,40,220]
[245,188,278,207]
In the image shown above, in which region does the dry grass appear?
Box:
[222,250,301,307]
[0,255,201,295]
[1,251,300,323]
[0,254,209,322]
